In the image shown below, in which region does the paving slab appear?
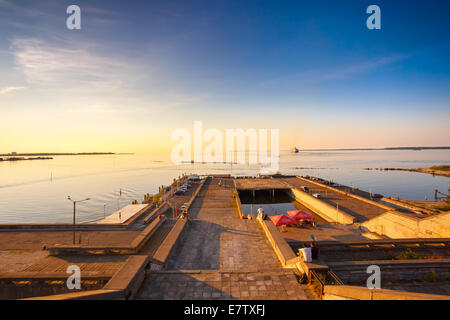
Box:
[138,270,314,300]
[138,178,314,300]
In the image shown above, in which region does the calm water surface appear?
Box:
[0,150,448,223]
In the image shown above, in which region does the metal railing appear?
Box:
[309,270,343,299]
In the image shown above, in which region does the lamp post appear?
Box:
[67,196,90,244]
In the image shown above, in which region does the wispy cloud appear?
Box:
[259,54,411,88]
[11,38,132,91]
[316,55,410,82]
[0,86,25,95]
[8,37,210,113]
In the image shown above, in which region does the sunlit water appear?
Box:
[0,150,448,223]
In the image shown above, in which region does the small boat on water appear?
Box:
[291,147,300,153]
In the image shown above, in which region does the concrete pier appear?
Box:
[138,177,314,300]
[0,174,449,300]
[96,204,148,224]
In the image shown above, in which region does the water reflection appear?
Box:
[0,150,448,223]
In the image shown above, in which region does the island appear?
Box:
[0,152,115,156]
[364,165,450,178]
[0,157,53,162]
[0,152,118,163]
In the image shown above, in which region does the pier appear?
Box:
[138,177,313,300]
[0,175,448,300]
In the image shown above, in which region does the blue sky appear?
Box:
[0,0,449,152]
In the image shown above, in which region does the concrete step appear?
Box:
[139,219,176,257]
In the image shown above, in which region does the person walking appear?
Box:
[185,211,192,224]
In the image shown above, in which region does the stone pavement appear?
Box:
[138,178,314,300]
[139,270,314,300]
[0,251,49,273]
[282,177,387,222]
[0,230,137,276]
[21,255,127,277]
[0,230,140,251]
[283,223,368,244]
[165,179,282,270]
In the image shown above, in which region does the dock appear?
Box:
[96,204,148,224]
[0,174,448,300]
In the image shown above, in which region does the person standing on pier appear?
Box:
[299,243,312,263]
[257,207,266,219]
[311,242,320,260]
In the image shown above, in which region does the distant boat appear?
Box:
[291,147,300,153]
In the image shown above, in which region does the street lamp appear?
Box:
[67,196,90,244]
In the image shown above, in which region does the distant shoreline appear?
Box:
[0,157,53,162]
[0,152,116,157]
[298,146,450,151]
[365,165,450,178]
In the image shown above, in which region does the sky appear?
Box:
[0,0,449,154]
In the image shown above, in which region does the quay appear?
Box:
[96,204,149,224]
[0,174,449,300]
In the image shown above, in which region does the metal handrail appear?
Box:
[309,269,344,299]
[309,270,326,299]
[327,270,344,285]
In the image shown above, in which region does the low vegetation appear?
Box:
[385,248,445,260]
[434,187,450,211]
[152,193,162,205]
[435,202,450,212]
[428,165,450,172]
[395,248,423,260]
[424,270,439,282]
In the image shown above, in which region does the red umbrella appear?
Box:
[270,214,298,226]
[287,210,315,221]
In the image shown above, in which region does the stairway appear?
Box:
[139,219,177,257]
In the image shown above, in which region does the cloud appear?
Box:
[317,55,410,82]
[9,37,212,112]
[82,6,118,16]
[0,86,25,95]
[11,38,132,91]
[259,54,411,88]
